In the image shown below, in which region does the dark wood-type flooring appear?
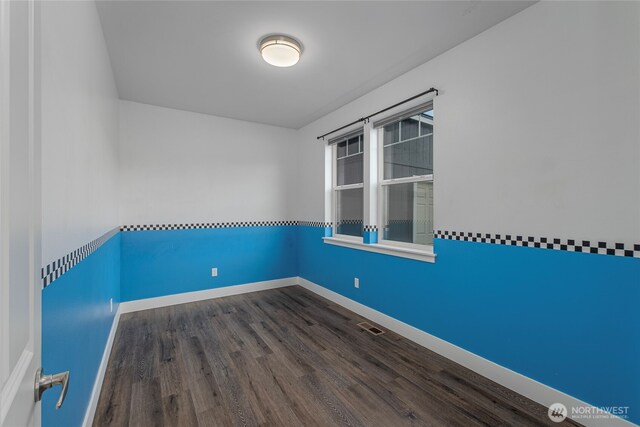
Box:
[94,286,581,426]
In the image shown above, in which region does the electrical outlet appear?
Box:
[110,298,113,313]
[354,278,359,288]
[211,267,218,277]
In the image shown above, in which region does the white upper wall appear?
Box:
[296,1,640,244]
[118,100,298,225]
[38,0,640,250]
[41,0,120,265]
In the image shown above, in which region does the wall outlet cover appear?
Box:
[354,278,360,288]
[211,267,218,277]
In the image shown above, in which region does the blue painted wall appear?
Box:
[42,233,121,427]
[42,225,639,425]
[120,226,298,301]
[297,225,640,424]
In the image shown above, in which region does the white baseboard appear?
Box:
[82,306,121,427]
[297,277,636,427]
[119,277,297,314]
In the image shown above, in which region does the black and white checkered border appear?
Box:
[299,221,332,228]
[120,221,299,231]
[336,219,363,225]
[435,230,640,258]
[364,225,378,232]
[122,221,336,230]
[42,227,120,288]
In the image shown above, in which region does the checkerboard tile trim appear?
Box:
[41,227,120,288]
[435,230,640,258]
[299,221,332,228]
[364,225,378,232]
[336,219,363,225]
[120,221,299,231]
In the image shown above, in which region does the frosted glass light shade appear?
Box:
[259,35,302,67]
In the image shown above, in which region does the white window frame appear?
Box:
[323,98,436,263]
[377,113,434,252]
[332,133,364,242]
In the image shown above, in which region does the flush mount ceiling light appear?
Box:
[259,35,302,67]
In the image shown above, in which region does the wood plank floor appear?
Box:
[94,286,581,426]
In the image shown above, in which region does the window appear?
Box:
[324,99,436,262]
[333,133,364,238]
[378,106,434,247]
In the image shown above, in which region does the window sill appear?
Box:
[323,237,436,263]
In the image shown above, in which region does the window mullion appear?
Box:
[363,121,376,238]
[382,133,432,148]
[335,183,364,191]
[380,175,433,186]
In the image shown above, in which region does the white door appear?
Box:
[412,181,433,245]
[0,0,42,426]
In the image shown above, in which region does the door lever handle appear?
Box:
[34,368,70,409]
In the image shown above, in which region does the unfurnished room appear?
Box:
[0,1,639,426]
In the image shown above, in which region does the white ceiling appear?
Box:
[96,1,534,129]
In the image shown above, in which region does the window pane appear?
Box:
[382,108,433,180]
[400,116,419,140]
[336,188,363,237]
[383,122,399,146]
[336,153,363,186]
[382,181,433,245]
[336,141,347,158]
[420,114,433,136]
[383,134,432,180]
[347,136,360,156]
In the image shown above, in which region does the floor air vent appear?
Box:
[357,322,385,336]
